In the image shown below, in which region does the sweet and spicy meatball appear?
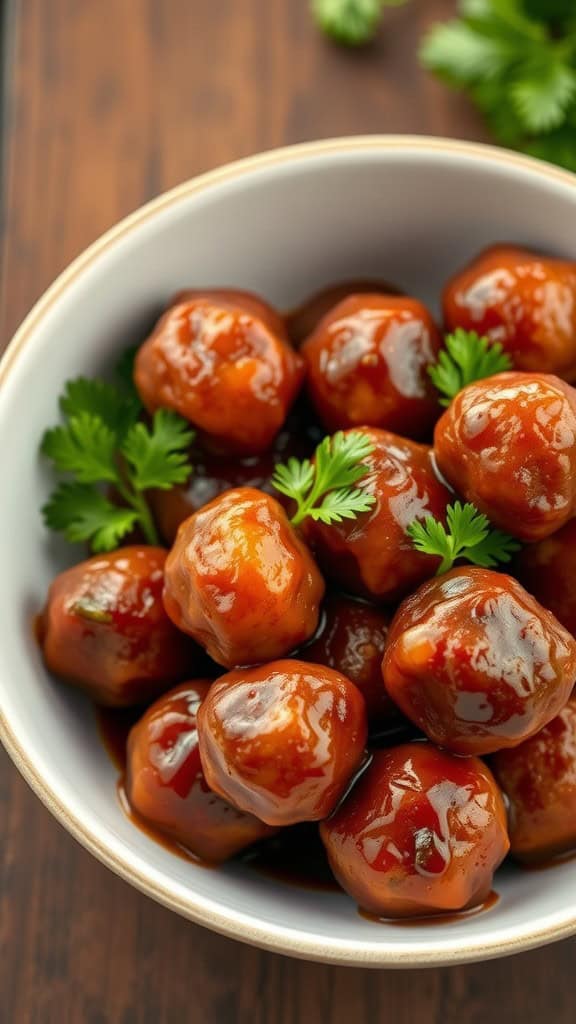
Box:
[126,680,274,862]
[40,547,198,706]
[443,245,576,379]
[163,489,325,668]
[303,428,451,603]
[514,519,576,637]
[134,293,304,453]
[197,660,368,826]
[303,594,398,726]
[492,699,576,863]
[434,372,576,541]
[382,567,576,755]
[170,288,287,340]
[320,743,509,918]
[287,280,401,346]
[301,295,441,438]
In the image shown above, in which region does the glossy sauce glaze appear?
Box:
[443,245,576,378]
[359,889,500,925]
[301,294,442,439]
[303,427,451,602]
[382,567,576,755]
[163,488,325,668]
[434,371,576,541]
[286,279,402,346]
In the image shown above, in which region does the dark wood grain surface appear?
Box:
[0,2,574,1021]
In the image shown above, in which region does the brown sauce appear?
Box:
[517,849,576,872]
[358,889,500,926]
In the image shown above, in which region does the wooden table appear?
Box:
[1,2,574,1021]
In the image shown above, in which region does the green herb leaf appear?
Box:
[40,350,195,552]
[511,59,576,132]
[407,500,521,575]
[42,482,139,553]
[272,430,377,527]
[311,0,406,47]
[429,329,513,405]
[121,409,195,491]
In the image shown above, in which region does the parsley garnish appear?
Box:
[407,500,521,575]
[421,1,576,173]
[272,431,377,526]
[429,329,513,406]
[41,362,194,552]
[311,0,406,47]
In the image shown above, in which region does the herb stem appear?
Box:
[114,475,159,545]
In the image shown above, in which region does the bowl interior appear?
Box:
[1,139,576,966]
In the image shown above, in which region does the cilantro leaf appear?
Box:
[40,351,195,552]
[429,329,512,406]
[41,413,119,483]
[407,500,521,575]
[272,430,377,527]
[511,59,576,132]
[311,0,407,47]
[42,483,139,553]
[122,409,195,491]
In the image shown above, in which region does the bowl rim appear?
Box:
[2,134,576,967]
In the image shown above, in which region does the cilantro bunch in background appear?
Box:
[312,0,407,47]
[421,0,576,172]
[41,355,195,552]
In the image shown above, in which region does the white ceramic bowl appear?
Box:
[1,137,576,968]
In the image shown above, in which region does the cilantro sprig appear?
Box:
[272,431,377,526]
[41,360,194,552]
[407,501,521,575]
[421,1,576,173]
[311,0,407,47]
[429,329,513,406]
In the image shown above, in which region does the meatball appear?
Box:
[301,294,441,438]
[492,700,576,863]
[382,567,576,755]
[126,680,273,862]
[197,659,368,826]
[134,293,304,454]
[40,547,198,706]
[443,245,576,379]
[320,743,509,918]
[163,488,325,668]
[287,280,402,347]
[149,398,323,545]
[302,594,398,727]
[514,520,576,637]
[303,427,451,602]
[434,371,576,541]
[170,287,288,340]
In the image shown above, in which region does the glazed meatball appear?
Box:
[443,245,576,379]
[320,743,509,918]
[40,547,198,706]
[492,700,576,863]
[170,287,288,340]
[163,488,325,668]
[303,594,398,726]
[149,399,323,544]
[434,371,576,541]
[301,295,441,438]
[382,567,576,755]
[126,680,274,862]
[303,427,451,602]
[197,659,368,826]
[134,293,304,453]
[514,520,576,637]
[287,280,401,347]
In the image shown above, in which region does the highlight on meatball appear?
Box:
[40,546,199,706]
[320,742,509,918]
[513,519,576,637]
[303,427,451,603]
[434,371,576,541]
[163,488,325,668]
[492,699,576,864]
[443,245,576,379]
[301,294,441,439]
[126,680,274,862]
[197,659,368,826]
[134,292,304,453]
[382,567,576,755]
